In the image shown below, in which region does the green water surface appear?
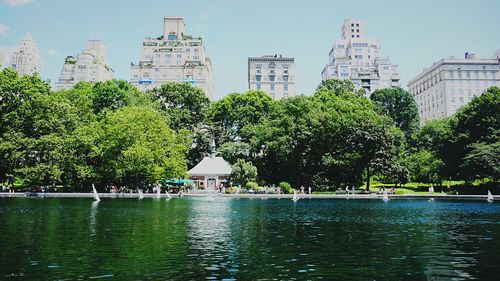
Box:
[1,197,499,280]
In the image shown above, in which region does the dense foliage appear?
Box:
[1,70,498,191]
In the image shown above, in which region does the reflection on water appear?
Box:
[0,198,499,280]
[90,201,99,237]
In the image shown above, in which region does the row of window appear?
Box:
[255,66,289,74]
[256,75,289,82]
[448,64,497,71]
[256,83,289,91]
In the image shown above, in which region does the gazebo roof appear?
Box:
[188,156,232,176]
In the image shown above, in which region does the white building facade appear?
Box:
[9,33,42,76]
[54,40,114,90]
[408,53,500,125]
[130,17,214,100]
[321,19,400,96]
[248,55,295,99]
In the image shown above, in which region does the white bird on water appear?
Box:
[165,189,172,200]
[487,190,494,203]
[138,189,144,199]
[92,184,100,202]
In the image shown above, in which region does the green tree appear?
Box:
[209,90,274,143]
[186,128,212,168]
[460,142,500,183]
[370,87,420,136]
[231,159,257,186]
[218,141,251,164]
[317,79,364,96]
[406,150,444,183]
[248,87,397,191]
[90,80,144,116]
[149,82,210,131]
[452,86,499,180]
[89,106,190,188]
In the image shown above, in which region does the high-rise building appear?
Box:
[408,52,500,125]
[9,32,42,76]
[321,19,400,96]
[248,55,295,99]
[130,17,214,100]
[54,40,114,90]
[0,53,6,70]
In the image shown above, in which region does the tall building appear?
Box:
[54,40,114,90]
[9,32,42,76]
[408,52,500,125]
[321,19,400,96]
[130,17,214,100]
[0,53,6,70]
[248,55,295,99]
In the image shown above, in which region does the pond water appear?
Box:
[1,197,499,280]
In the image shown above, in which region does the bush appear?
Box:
[246,181,258,190]
[225,186,239,194]
[279,181,293,194]
[254,186,263,193]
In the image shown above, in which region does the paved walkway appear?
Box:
[0,192,496,200]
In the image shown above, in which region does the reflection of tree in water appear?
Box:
[185,197,236,279]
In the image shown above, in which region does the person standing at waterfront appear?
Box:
[308,186,311,195]
[300,185,305,194]
[429,185,434,195]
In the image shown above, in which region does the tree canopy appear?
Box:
[371,87,420,136]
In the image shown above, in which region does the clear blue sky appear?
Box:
[1,0,499,99]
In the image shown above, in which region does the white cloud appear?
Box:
[198,11,210,21]
[0,23,9,35]
[4,0,34,6]
[47,49,58,56]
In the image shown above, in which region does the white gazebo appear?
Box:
[187,141,232,190]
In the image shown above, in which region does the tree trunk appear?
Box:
[366,166,371,192]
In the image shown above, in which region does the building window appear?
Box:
[194,49,199,52]
[270,84,275,91]
[186,48,191,52]
[256,66,261,74]
[256,83,261,90]
[284,83,288,91]
[270,75,275,82]
[283,66,288,74]
[283,75,289,81]
[256,75,261,82]
[460,97,464,103]
[451,97,456,103]
[270,66,275,74]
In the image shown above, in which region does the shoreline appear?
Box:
[0,192,496,200]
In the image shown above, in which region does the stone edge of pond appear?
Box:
[0,192,497,200]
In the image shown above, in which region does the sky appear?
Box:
[1,0,499,99]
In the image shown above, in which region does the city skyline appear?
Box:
[0,0,499,99]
